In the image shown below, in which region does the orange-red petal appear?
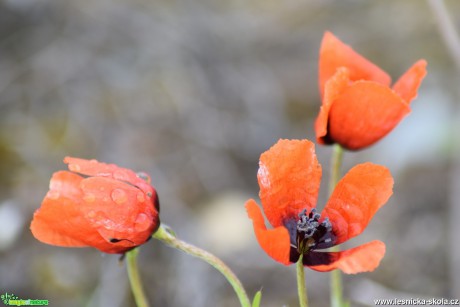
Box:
[30,171,107,249]
[64,157,154,197]
[47,171,84,202]
[327,80,411,150]
[319,31,391,97]
[392,60,427,103]
[322,163,393,245]
[258,139,321,227]
[79,176,158,247]
[305,240,385,274]
[30,196,120,251]
[246,199,291,265]
[31,198,88,248]
[315,67,351,144]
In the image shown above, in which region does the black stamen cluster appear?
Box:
[296,208,334,252]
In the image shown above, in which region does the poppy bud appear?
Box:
[30,157,160,254]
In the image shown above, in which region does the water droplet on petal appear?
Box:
[113,170,127,181]
[257,163,271,189]
[49,180,62,190]
[88,211,112,227]
[111,189,128,205]
[89,159,98,164]
[83,193,96,203]
[134,213,151,232]
[136,172,151,184]
[46,190,60,200]
[69,163,81,172]
[136,192,145,203]
[87,210,96,219]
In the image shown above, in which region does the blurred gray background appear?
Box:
[1,0,459,306]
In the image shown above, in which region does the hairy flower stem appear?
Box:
[329,144,345,307]
[296,254,309,307]
[126,248,150,307]
[153,225,251,307]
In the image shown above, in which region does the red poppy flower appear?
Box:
[315,31,427,150]
[30,157,160,254]
[246,139,393,273]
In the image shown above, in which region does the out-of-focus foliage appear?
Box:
[1,0,459,306]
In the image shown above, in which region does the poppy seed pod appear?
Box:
[315,31,427,150]
[31,157,160,254]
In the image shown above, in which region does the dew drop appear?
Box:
[87,210,96,219]
[111,189,128,205]
[83,193,96,203]
[46,190,60,200]
[136,172,151,184]
[136,192,145,203]
[89,159,98,164]
[134,213,151,232]
[257,163,271,189]
[98,211,109,220]
[49,180,62,190]
[113,170,127,181]
[69,163,81,172]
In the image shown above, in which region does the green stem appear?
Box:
[329,144,345,307]
[126,248,150,307]
[153,225,251,307]
[330,265,343,307]
[296,254,309,307]
[328,144,344,196]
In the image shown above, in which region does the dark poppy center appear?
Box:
[292,208,335,254]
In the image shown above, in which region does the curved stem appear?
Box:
[296,254,309,307]
[126,248,150,307]
[153,225,251,307]
[329,144,345,307]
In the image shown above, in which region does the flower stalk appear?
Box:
[329,144,345,307]
[126,248,150,307]
[296,254,309,307]
[329,144,344,195]
[153,225,251,307]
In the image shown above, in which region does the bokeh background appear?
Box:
[1,0,459,306]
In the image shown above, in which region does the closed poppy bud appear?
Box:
[315,31,427,150]
[30,157,160,254]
